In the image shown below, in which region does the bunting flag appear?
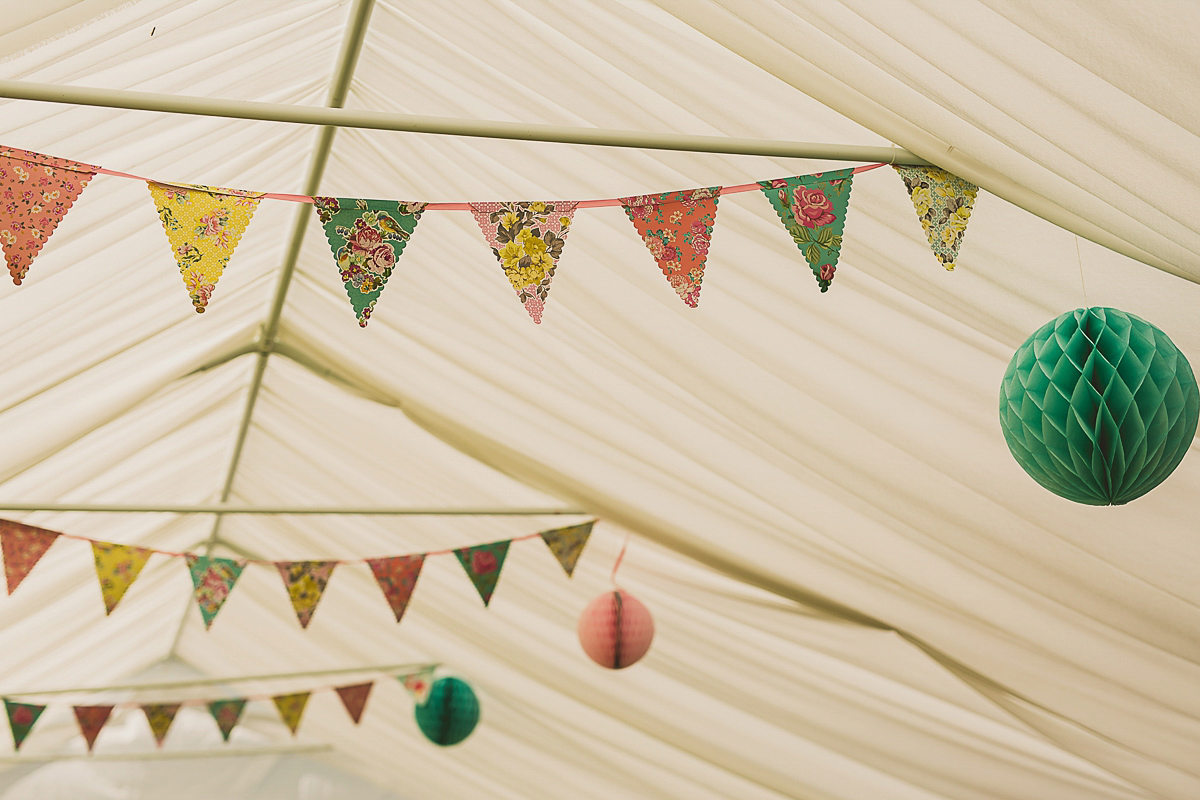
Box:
[365,554,424,623]
[0,519,60,595]
[208,698,247,742]
[185,554,246,630]
[334,682,373,724]
[73,705,113,752]
[892,165,979,270]
[4,699,45,751]
[141,703,180,747]
[147,182,263,312]
[470,201,578,323]
[272,692,310,736]
[619,187,720,308]
[758,169,854,292]
[0,147,96,285]
[91,541,154,615]
[312,197,427,327]
[539,521,594,578]
[453,540,510,607]
[400,666,435,706]
[275,560,337,628]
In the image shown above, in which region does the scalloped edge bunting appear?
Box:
[0,519,60,595]
[619,187,720,308]
[400,666,435,706]
[470,201,578,323]
[275,560,337,629]
[73,705,113,752]
[758,169,854,292]
[4,699,45,751]
[185,554,245,630]
[540,521,593,577]
[0,147,96,285]
[91,541,154,615]
[208,698,247,742]
[141,703,180,747]
[453,540,510,607]
[272,692,310,736]
[892,165,978,270]
[334,682,373,724]
[365,554,424,623]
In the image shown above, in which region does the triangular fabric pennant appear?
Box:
[365,554,424,623]
[619,187,720,308]
[272,692,310,736]
[275,561,337,628]
[185,554,246,630]
[399,667,435,706]
[539,521,594,578]
[334,682,373,725]
[311,197,427,327]
[0,519,60,595]
[207,698,247,742]
[453,540,511,607]
[73,705,113,752]
[469,201,578,323]
[892,165,979,271]
[91,541,154,615]
[758,169,855,292]
[147,182,264,312]
[141,703,180,747]
[0,146,96,285]
[4,698,45,751]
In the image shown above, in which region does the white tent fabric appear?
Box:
[0,2,1196,799]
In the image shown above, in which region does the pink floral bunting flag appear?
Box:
[4,699,45,751]
[73,705,113,752]
[207,698,247,742]
[0,146,97,285]
[365,554,424,623]
[619,187,720,308]
[0,519,60,595]
[275,560,337,629]
[185,554,245,630]
[539,521,594,578]
[91,541,154,615]
[470,201,578,323]
[272,692,310,736]
[399,666,435,706]
[141,703,180,747]
[892,165,978,270]
[334,682,373,724]
[453,540,511,607]
[758,169,854,292]
[147,182,264,312]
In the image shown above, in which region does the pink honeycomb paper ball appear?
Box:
[577,589,654,669]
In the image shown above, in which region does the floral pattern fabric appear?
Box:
[400,667,435,706]
[73,705,113,752]
[539,521,594,577]
[312,197,427,327]
[4,699,45,751]
[453,540,511,607]
[147,181,263,312]
[208,698,247,741]
[365,554,424,623]
[91,541,154,615]
[275,560,337,628]
[470,201,578,323]
[141,703,180,747]
[758,169,855,292]
[272,692,310,735]
[0,147,96,285]
[619,187,720,308]
[185,554,246,630]
[0,519,59,595]
[334,682,374,724]
[893,165,978,270]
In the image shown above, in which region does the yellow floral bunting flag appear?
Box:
[539,521,594,577]
[91,541,154,614]
[272,692,310,736]
[141,703,180,747]
[470,201,578,323]
[892,165,978,270]
[275,560,337,628]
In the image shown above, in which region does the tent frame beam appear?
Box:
[0,503,585,515]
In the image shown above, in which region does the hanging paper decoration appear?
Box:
[185,554,245,630]
[208,698,247,742]
[365,554,424,623]
[413,677,480,747]
[91,541,154,614]
[4,699,45,751]
[147,182,263,312]
[578,589,655,669]
[470,201,578,323]
[334,682,373,725]
[275,560,337,628]
[311,197,427,327]
[892,165,978,270]
[73,705,113,752]
[0,147,96,285]
[400,666,435,706]
[453,541,510,607]
[999,307,1199,505]
[141,703,180,747]
[0,519,59,595]
[619,187,720,308]
[758,169,854,292]
[272,692,310,736]
[539,521,593,578]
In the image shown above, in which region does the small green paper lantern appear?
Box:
[999,307,1198,505]
[414,677,480,746]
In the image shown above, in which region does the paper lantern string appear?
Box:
[610,532,630,588]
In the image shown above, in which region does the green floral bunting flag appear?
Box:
[208,698,247,742]
[758,169,854,292]
[540,521,593,577]
[453,540,511,607]
[892,165,978,270]
[4,699,45,751]
[185,554,245,630]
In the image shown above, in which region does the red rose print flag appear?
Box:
[4,699,45,751]
[185,554,245,630]
[758,169,855,292]
[0,519,60,595]
[453,540,511,607]
[619,187,720,308]
[365,554,424,623]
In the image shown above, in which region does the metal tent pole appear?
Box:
[0,503,585,515]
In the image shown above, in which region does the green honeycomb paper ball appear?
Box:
[999,308,1198,505]
[414,677,480,746]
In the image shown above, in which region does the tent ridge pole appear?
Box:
[0,503,586,515]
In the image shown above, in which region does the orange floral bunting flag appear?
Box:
[73,705,113,752]
[619,187,720,308]
[275,561,337,628]
[91,541,154,614]
[147,182,263,312]
[0,519,60,594]
[334,682,373,724]
[470,201,578,323]
[539,522,594,578]
[365,554,424,623]
[141,703,180,747]
[208,698,246,742]
[272,692,310,736]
